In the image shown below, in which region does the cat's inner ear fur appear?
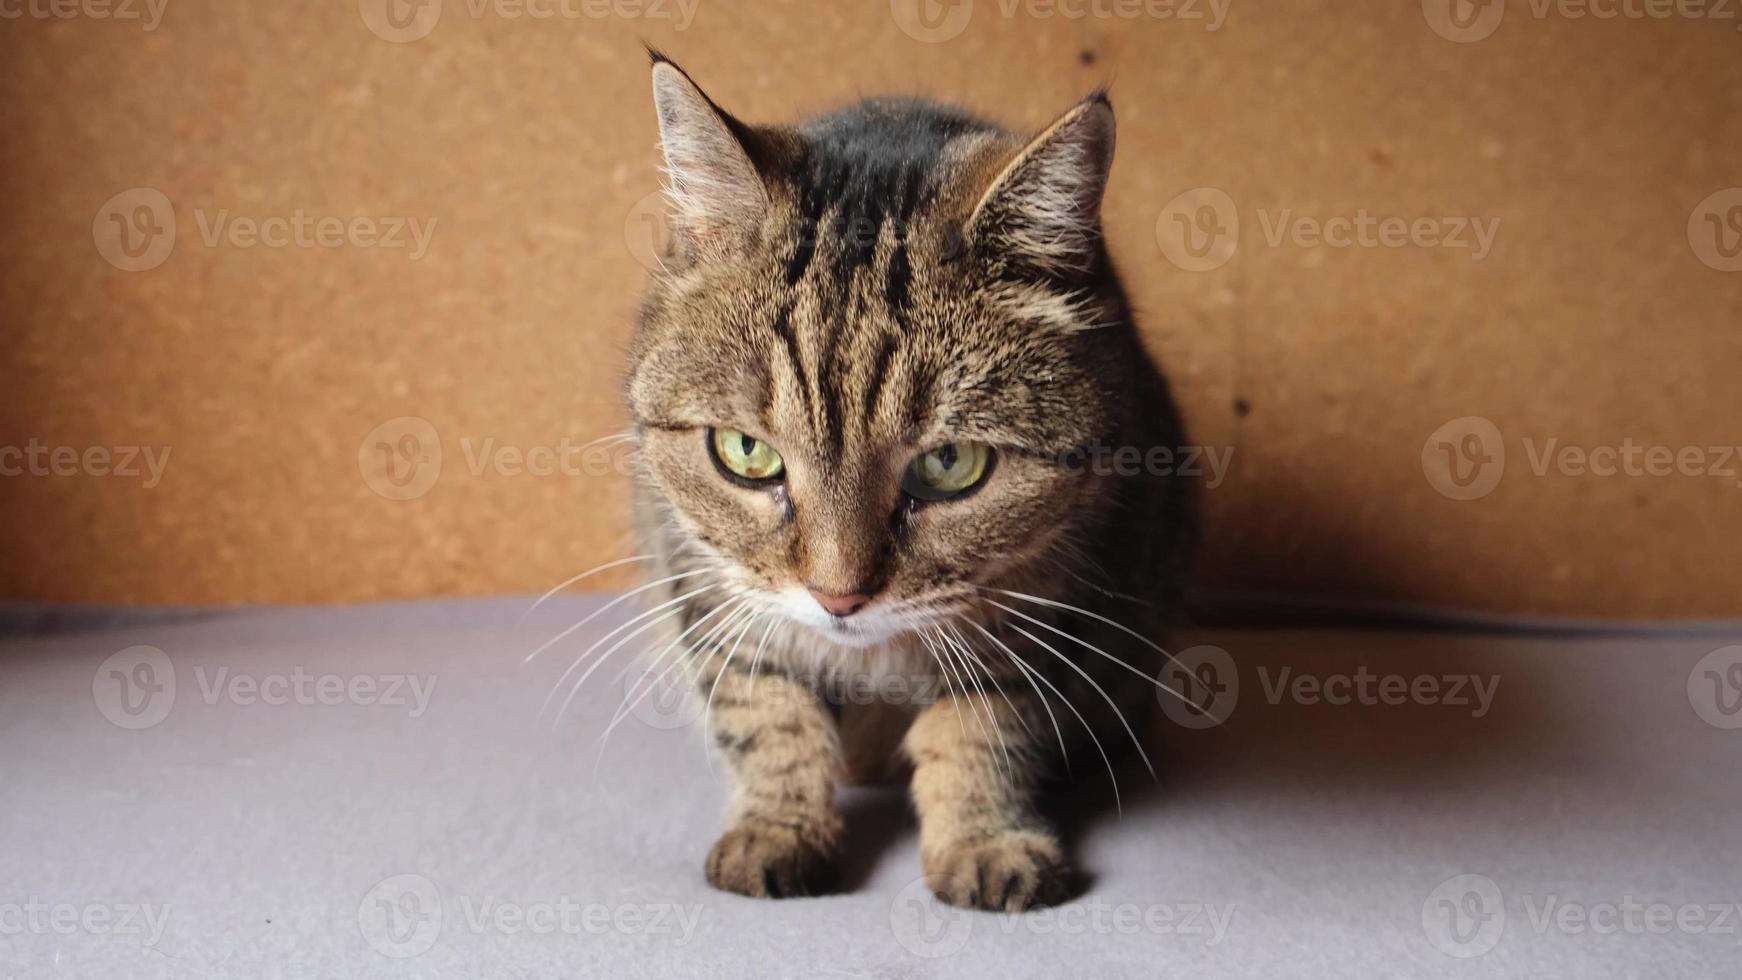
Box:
[650,58,768,258]
[965,94,1115,275]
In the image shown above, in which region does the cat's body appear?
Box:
[625,55,1193,911]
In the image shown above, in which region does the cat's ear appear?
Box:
[649,54,768,256]
[966,93,1115,274]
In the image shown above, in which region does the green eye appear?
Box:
[710,428,785,482]
[903,442,992,500]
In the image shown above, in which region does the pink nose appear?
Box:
[807,587,873,618]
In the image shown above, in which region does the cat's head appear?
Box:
[627,55,1140,649]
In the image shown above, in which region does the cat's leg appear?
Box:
[904,690,1071,912]
[701,663,843,898]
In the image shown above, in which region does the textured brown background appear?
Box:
[1,0,1738,616]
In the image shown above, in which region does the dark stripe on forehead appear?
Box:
[770,101,996,451]
[791,99,984,278]
[784,224,815,286]
[884,241,911,317]
[769,303,810,416]
[817,288,854,453]
[863,333,899,423]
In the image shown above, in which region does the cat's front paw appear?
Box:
[924,831,1072,913]
[705,821,837,899]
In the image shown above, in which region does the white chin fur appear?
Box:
[772,588,912,650]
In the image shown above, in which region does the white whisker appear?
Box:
[966,620,1119,813]
[980,587,1186,679]
[981,598,1194,711]
[1002,618,1155,780]
[523,567,714,664]
[591,598,751,770]
[537,581,719,719]
[942,622,1038,749]
[602,597,748,730]
[932,625,1012,777]
[701,610,765,773]
[519,554,658,623]
[913,631,967,740]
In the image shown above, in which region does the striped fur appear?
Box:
[625,55,1194,911]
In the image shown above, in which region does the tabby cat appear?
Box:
[624,53,1193,912]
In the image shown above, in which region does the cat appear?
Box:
[624,52,1194,912]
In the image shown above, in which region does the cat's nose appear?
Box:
[807,587,873,618]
